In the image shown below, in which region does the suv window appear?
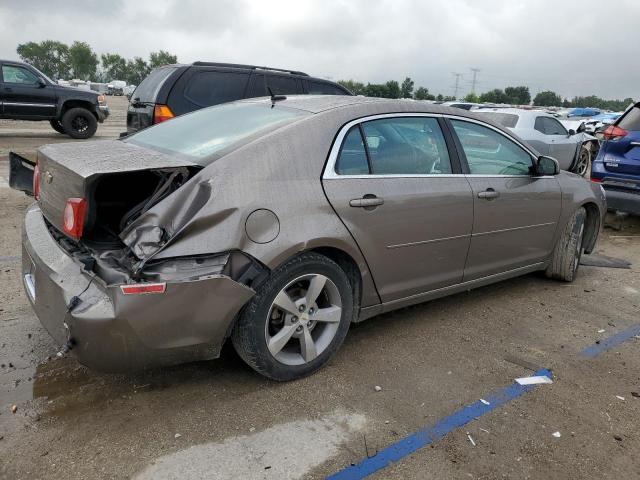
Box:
[2,65,39,85]
[451,120,532,175]
[185,71,249,107]
[266,75,300,95]
[132,66,177,102]
[618,105,640,131]
[335,126,369,175]
[534,116,568,135]
[307,81,345,95]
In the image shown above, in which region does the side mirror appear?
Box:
[37,77,46,88]
[535,155,560,176]
[567,129,576,136]
[576,122,586,133]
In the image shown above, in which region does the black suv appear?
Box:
[126,62,351,134]
[0,60,109,139]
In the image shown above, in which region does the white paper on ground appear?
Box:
[515,375,553,386]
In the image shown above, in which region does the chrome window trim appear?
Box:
[323,112,540,180]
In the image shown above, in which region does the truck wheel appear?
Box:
[232,252,354,381]
[545,207,586,282]
[49,119,66,134]
[61,108,98,139]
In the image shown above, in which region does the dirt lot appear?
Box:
[1,97,639,480]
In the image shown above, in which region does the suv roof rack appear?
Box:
[192,61,309,77]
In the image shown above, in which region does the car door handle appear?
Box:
[477,188,500,200]
[349,196,384,208]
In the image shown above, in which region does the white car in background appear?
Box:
[476,108,598,176]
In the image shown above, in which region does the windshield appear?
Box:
[29,64,55,84]
[125,102,309,164]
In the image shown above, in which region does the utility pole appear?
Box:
[451,73,462,99]
[469,67,481,93]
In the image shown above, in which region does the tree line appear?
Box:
[15,40,178,85]
[338,78,456,102]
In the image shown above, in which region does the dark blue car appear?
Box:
[591,102,640,215]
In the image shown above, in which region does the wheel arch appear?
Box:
[60,100,98,119]
[308,246,363,312]
[581,201,601,254]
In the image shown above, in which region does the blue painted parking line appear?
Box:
[327,368,552,480]
[580,323,640,358]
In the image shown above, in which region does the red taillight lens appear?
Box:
[602,125,628,141]
[590,177,602,183]
[63,198,87,240]
[120,283,166,295]
[153,104,174,124]
[33,163,40,200]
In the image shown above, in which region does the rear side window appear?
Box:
[307,81,346,95]
[266,75,300,95]
[618,105,640,131]
[480,112,519,128]
[132,66,177,102]
[184,71,249,107]
[534,116,567,135]
[336,127,369,175]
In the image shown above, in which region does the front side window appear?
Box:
[451,120,533,175]
[2,65,39,85]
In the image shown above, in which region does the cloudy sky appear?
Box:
[0,0,637,100]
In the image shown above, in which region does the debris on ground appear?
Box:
[174,433,182,439]
[374,385,382,392]
[631,392,640,398]
[552,431,561,438]
[10,404,17,414]
[598,329,606,333]
[515,375,553,386]
[615,396,625,401]
[467,432,476,446]
[479,428,490,434]
[613,435,623,442]
[480,399,490,405]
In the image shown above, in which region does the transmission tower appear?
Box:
[469,67,481,93]
[452,73,462,99]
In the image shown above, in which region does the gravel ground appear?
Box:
[0,97,639,480]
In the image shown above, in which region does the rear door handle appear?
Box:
[349,196,384,208]
[477,188,500,200]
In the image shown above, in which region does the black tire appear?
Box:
[49,119,66,134]
[232,252,354,381]
[61,107,98,139]
[545,207,586,282]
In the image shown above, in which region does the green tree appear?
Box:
[67,41,98,80]
[479,88,508,104]
[414,87,435,100]
[363,83,389,97]
[125,57,150,85]
[464,92,480,103]
[385,80,401,99]
[149,50,177,69]
[17,40,70,79]
[442,95,456,101]
[533,90,562,107]
[101,53,127,81]
[504,86,531,105]
[400,77,414,98]
[337,79,365,95]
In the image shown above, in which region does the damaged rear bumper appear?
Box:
[22,203,255,372]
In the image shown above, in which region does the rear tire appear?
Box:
[61,108,98,139]
[49,119,66,134]
[232,252,354,381]
[573,145,591,177]
[545,207,586,282]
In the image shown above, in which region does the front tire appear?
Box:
[232,252,354,381]
[49,119,66,134]
[546,207,586,282]
[61,107,98,139]
[573,145,591,177]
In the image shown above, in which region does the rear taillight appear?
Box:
[590,177,602,183]
[120,283,166,295]
[153,104,174,124]
[33,163,40,200]
[63,198,87,240]
[602,125,628,141]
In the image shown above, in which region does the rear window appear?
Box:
[125,102,308,164]
[479,112,519,128]
[184,71,249,107]
[131,66,177,102]
[618,105,640,131]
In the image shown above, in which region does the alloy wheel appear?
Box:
[575,147,591,177]
[265,273,342,366]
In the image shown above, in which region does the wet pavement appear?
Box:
[1,97,640,479]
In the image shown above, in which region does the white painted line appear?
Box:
[515,375,553,386]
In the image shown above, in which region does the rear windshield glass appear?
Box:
[478,112,519,128]
[125,102,308,164]
[131,66,177,102]
[618,105,640,131]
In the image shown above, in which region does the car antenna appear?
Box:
[267,87,286,108]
